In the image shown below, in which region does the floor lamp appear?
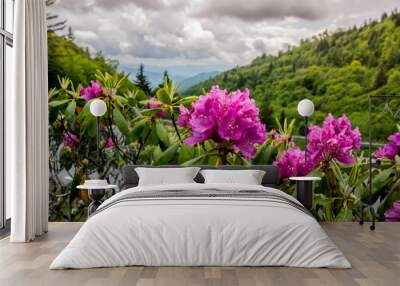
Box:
[86,99,108,215]
[297,99,315,162]
[292,99,316,209]
[90,99,107,176]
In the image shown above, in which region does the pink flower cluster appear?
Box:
[274,114,362,178]
[273,146,314,178]
[105,137,113,149]
[306,114,361,165]
[178,86,266,158]
[80,80,103,101]
[63,132,80,147]
[374,132,400,161]
[384,200,400,222]
[147,97,167,117]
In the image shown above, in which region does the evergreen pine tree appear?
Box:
[158,70,172,88]
[267,61,274,75]
[163,70,171,82]
[222,73,228,82]
[66,26,74,41]
[236,74,246,89]
[374,66,388,89]
[135,64,152,96]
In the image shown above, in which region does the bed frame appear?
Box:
[121,165,280,189]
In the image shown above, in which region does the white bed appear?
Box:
[50,183,351,269]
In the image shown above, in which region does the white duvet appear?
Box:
[50,183,351,269]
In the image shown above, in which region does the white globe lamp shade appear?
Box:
[297,99,314,117]
[90,99,107,117]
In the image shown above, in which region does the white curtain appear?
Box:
[7,0,48,242]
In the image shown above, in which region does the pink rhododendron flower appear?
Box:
[147,97,167,117]
[105,137,113,149]
[177,105,192,127]
[63,132,80,147]
[384,200,400,222]
[374,132,400,161]
[80,80,103,101]
[375,143,398,161]
[178,85,266,158]
[388,132,400,147]
[274,146,314,178]
[306,114,361,165]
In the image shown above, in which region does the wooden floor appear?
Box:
[0,222,399,286]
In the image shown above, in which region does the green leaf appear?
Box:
[155,120,170,146]
[203,140,214,151]
[113,95,128,106]
[135,90,148,101]
[140,108,162,116]
[49,99,71,108]
[156,88,171,104]
[335,208,353,221]
[139,100,156,105]
[175,96,198,106]
[329,160,344,185]
[152,146,163,162]
[78,101,96,138]
[181,154,207,166]
[236,154,251,165]
[57,76,71,90]
[48,88,59,100]
[313,193,334,207]
[377,186,400,218]
[252,144,277,165]
[178,144,194,164]
[154,143,180,165]
[131,119,147,139]
[149,127,160,145]
[113,107,130,138]
[372,168,393,194]
[65,100,76,127]
[82,117,97,138]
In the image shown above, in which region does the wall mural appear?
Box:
[48,71,400,222]
[48,11,400,223]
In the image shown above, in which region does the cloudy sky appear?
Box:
[51,0,400,76]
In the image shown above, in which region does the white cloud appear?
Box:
[49,0,400,69]
[194,0,329,21]
[74,30,98,41]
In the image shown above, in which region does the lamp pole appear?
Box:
[297,99,314,163]
[304,116,308,163]
[97,117,100,159]
[90,99,107,177]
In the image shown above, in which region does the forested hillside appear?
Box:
[48,32,136,92]
[185,11,400,141]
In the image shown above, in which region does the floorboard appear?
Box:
[0,222,399,286]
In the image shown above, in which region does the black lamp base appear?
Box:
[296,181,313,210]
[88,189,106,216]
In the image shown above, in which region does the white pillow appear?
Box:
[135,167,200,186]
[200,169,266,185]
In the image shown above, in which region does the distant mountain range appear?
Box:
[118,65,220,91]
[178,71,220,91]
